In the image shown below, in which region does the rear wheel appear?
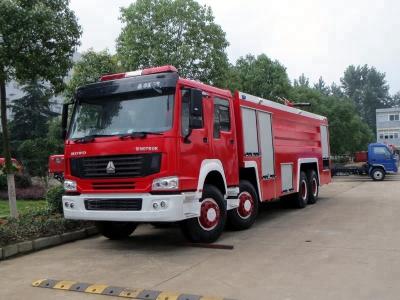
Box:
[95,221,137,240]
[307,170,319,204]
[227,180,258,230]
[180,184,226,243]
[371,168,385,181]
[295,171,308,208]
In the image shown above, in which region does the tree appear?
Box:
[0,0,81,217]
[10,82,52,141]
[66,49,119,99]
[313,77,330,96]
[387,91,400,107]
[18,138,62,181]
[341,65,391,132]
[116,0,229,86]
[293,73,310,88]
[228,54,291,100]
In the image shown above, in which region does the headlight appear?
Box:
[64,179,77,191]
[152,176,179,191]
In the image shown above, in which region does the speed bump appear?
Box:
[32,279,234,300]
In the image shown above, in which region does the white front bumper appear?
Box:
[62,192,200,222]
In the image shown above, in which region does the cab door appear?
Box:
[178,88,212,191]
[211,96,238,187]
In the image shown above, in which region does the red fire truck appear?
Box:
[61,65,331,243]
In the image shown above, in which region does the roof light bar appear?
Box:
[100,65,177,82]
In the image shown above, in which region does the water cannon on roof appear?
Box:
[277,97,311,108]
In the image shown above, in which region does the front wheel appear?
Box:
[227,180,259,230]
[95,221,137,240]
[180,184,226,243]
[371,168,385,181]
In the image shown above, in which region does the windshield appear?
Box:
[69,93,174,139]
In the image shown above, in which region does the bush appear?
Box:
[15,174,32,189]
[0,185,45,200]
[46,185,64,213]
[0,174,7,190]
[0,208,91,247]
[0,173,32,191]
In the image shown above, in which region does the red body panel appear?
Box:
[354,151,368,163]
[48,154,65,174]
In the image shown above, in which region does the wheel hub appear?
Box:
[312,178,318,196]
[301,180,307,200]
[199,198,220,230]
[238,191,254,219]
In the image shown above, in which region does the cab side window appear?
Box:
[213,97,231,138]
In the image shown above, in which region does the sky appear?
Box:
[69,0,400,94]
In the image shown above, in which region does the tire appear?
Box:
[295,171,309,209]
[307,170,319,204]
[227,180,259,230]
[95,221,137,240]
[180,184,226,243]
[371,168,385,181]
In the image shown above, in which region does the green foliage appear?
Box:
[45,185,64,214]
[0,208,90,247]
[0,0,81,90]
[293,74,310,88]
[341,65,391,132]
[227,54,291,100]
[10,82,52,141]
[17,138,61,178]
[116,0,229,85]
[65,49,119,98]
[0,175,7,190]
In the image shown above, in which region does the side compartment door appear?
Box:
[257,111,276,200]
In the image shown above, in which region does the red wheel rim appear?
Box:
[198,198,220,231]
[301,180,307,200]
[238,191,254,219]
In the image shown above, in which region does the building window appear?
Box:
[390,134,394,139]
[395,133,399,139]
[379,134,384,139]
[389,114,399,121]
[385,135,389,139]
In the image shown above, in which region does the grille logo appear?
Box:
[106,161,116,174]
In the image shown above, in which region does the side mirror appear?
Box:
[189,89,203,129]
[61,103,69,140]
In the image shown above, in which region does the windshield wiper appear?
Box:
[73,134,114,143]
[119,131,163,139]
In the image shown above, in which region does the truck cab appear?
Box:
[368,143,398,181]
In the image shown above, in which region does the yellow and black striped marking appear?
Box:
[32,279,236,300]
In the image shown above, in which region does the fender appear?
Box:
[297,158,320,192]
[196,159,227,199]
[368,164,386,174]
[243,161,263,202]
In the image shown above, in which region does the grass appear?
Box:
[0,200,47,218]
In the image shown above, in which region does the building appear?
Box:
[376,107,400,147]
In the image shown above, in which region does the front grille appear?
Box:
[70,153,161,179]
[92,181,135,190]
[84,198,142,211]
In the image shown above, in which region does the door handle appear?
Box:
[203,137,208,143]
[229,139,234,145]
